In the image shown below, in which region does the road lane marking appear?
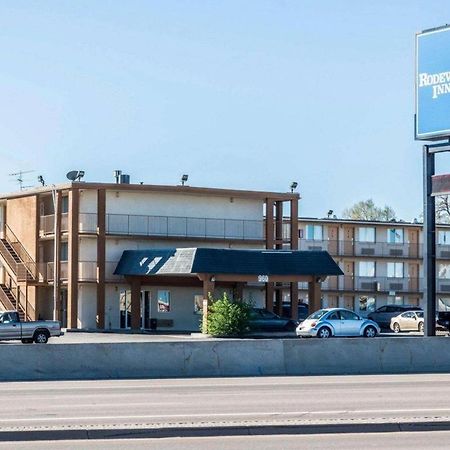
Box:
[2,408,450,423]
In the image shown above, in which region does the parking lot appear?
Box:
[45,329,450,344]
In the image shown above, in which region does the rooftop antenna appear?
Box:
[9,170,35,191]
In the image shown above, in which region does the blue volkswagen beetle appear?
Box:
[296,308,380,338]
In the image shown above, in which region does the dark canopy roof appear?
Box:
[114,248,343,277]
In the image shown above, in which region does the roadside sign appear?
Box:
[416,26,450,140]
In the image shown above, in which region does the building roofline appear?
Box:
[297,216,450,228]
[0,182,299,202]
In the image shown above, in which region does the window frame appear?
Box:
[358,227,375,243]
[306,224,323,241]
[157,290,171,313]
[387,228,404,244]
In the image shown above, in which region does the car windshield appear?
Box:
[307,309,328,320]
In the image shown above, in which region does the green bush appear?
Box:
[205,293,250,337]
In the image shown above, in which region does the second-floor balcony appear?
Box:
[298,276,422,293]
[300,239,424,259]
[40,212,265,241]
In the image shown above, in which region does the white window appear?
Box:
[387,262,404,278]
[157,290,171,313]
[306,224,322,240]
[392,296,404,305]
[359,296,376,312]
[359,227,375,243]
[387,228,404,244]
[359,261,375,277]
[439,264,450,279]
[438,230,450,245]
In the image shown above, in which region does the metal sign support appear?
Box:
[423,145,436,336]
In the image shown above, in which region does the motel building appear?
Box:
[0,177,341,331]
[292,217,450,315]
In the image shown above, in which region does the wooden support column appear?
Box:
[275,201,283,248]
[275,287,283,316]
[265,199,274,249]
[308,279,322,313]
[265,282,274,312]
[130,277,141,330]
[290,282,299,320]
[96,189,106,329]
[67,189,79,329]
[234,282,244,301]
[201,276,215,334]
[274,201,283,315]
[290,198,299,250]
[54,191,62,322]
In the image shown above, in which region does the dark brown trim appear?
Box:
[290,199,299,250]
[96,189,106,329]
[290,282,299,320]
[0,182,299,202]
[78,232,265,246]
[265,282,274,312]
[68,189,79,328]
[308,281,322,312]
[275,201,283,249]
[55,191,62,321]
[130,277,141,330]
[266,199,274,249]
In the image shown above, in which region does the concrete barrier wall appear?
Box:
[1,337,450,381]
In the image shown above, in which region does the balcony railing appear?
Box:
[78,261,123,282]
[39,213,69,236]
[299,276,422,293]
[76,212,264,241]
[300,239,424,258]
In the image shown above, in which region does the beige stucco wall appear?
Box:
[6,196,38,259]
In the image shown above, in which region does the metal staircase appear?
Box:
[0,284,25,321]
[0,224,38,321]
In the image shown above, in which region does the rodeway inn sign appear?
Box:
[416,26,450,140]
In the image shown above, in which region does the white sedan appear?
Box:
[296,308,380,338]
[390,311,424,333]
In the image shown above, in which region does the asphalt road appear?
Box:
[1,374,450,445]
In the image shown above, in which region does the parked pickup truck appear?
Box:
[0,311,63,344]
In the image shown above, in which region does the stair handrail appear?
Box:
[4,273,35,321]
[0,288,15,311]
[4,223,40,279]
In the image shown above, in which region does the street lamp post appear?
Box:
[51,186,58,321]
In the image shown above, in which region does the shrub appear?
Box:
[205,293,250,337]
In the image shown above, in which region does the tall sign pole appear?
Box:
[416,25,450,335]
[423,145,436,336]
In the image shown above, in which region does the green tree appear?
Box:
[342,199,396,221]
[205,293,250,337]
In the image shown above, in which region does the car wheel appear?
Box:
[317,327,331,339]
[34,331,49,344]
[364,326,377,338]
[419,322,424,333]
[393,322,401,333]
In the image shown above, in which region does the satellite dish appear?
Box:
[66,171,79,181]
[66,170,85,181]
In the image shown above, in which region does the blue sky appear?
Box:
[0,1,447,220]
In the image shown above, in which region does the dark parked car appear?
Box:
[368,305,422,329]
[437,312,450,332]
[281,302,309,321]
[248,308,298,332]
